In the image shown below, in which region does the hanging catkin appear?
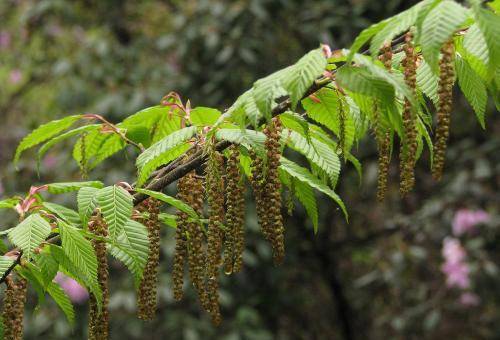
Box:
[205,148,225,325]
[172,187,188,301]
[224,146,246,274]
[179,171,210,312]
[137,198,161,320]
[375,43,393,201]
[400,31,418,195]
[2,276,27,340]
[432,40,455,181]
[88,214,109,340]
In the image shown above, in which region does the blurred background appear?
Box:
[0,0,499,339]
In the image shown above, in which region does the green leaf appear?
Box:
[284,130,341,186]
[108,219,149,286]
[336,66,395,105]
[121,105,166,129]
[416,60,439,105]
[35,251,59,288]
[88,134,126,170]
[190,107,222,126]
[58,222,101,306]
[471,2,500,72]
[215,128,266,151]
[293,179,319,233]
[77,187,99,226]
[0,198,20,210]
[43,202,81,226]
[463,24,489,67]
[150,113,182,144]
[252,66,293,118]
[96,186,134,240]
[347,21,388,62]
[46,181,104,194]
[135,188,198,218]
[47,281,76,325]
[8,214,51,261]
[14,115,82,166]
[125,125,152,148]
[136,126,197,186]
[279,157,347,220]
[37,124,100,167]
[301,88,356,152]
[158,213,177,228]
[421,0,468,71]
[0,256,15,278]
[283,48,327,108]
[455,56,487,128]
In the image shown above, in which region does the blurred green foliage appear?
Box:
[0,0,498,339]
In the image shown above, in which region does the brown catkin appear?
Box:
[432,40,455,181]
[205,149,225,325]
[88,214,109,340]
[179,171,210,312]
[375,43,393,202]
[137,198,161,320]
[2,276,27,340]
[224,146,246,274]
[400,31,418,195]
[250,152,272,242]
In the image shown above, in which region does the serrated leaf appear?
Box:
[88,134,126,170]
[96,186,133,240]
[14,115,82,166]
[8,214,51,261]
[190,107,222,126]
[0,256,15,278]
[421,0,468,72]
[135,188,198,219]
[46,181,104,194]
[279,157,347,220]
[77,187,99,226]
[35,251,59,288]
[136,126,197,186]
[283,48,327,108]
[336,66,395,104]
[252,66,293,118]
[215,128,266,151]
[43,202,81,226]
[58,222,101,306]
[456,56,487,128]
[471,3,500,72]
[347,21,388,62]
[37,124,100,167]
[416,60,439,105]
[121,105,166,129]
[108,219,149,286]
[293,179,319,233]
[47,281,76,325]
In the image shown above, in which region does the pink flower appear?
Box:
[55,272,89,304]
[459,292,480,307]
[452,209,489,236]
[0,31,11,49]
[9,69,22,84]
[441,237,471,289]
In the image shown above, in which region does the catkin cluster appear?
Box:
[2,276,27,340]
[137,198,161,321]
[205,149,225,325]
[400,31,418,195]
[250,118,285,265]
[224,146,246,274]
[375,43,393,201]
[432,40,455,181]
[88,214,109,340]
[176,171,210,311]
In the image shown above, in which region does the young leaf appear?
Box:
[347,20,388,62]
[293,179,319,233]
[0,256,15,278]
[43,202,81,226]
[279,157,347,220]
[35,251,59,288]
[47,281,76,325]
[58,222,101,306]
[8,213,51,261]
[215,128,266,151]
[456,56,487,128]
[190,107,222,126]
[77,187,99,226]
[14,115,82,166]
[108,219,149,286]
[135,188,198,219]
[252,66,293,118]
[421,0,468,72]
[96,185,134,240]
[0,198,20,210]
[136,126,197,186]
[47,181,104,194]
